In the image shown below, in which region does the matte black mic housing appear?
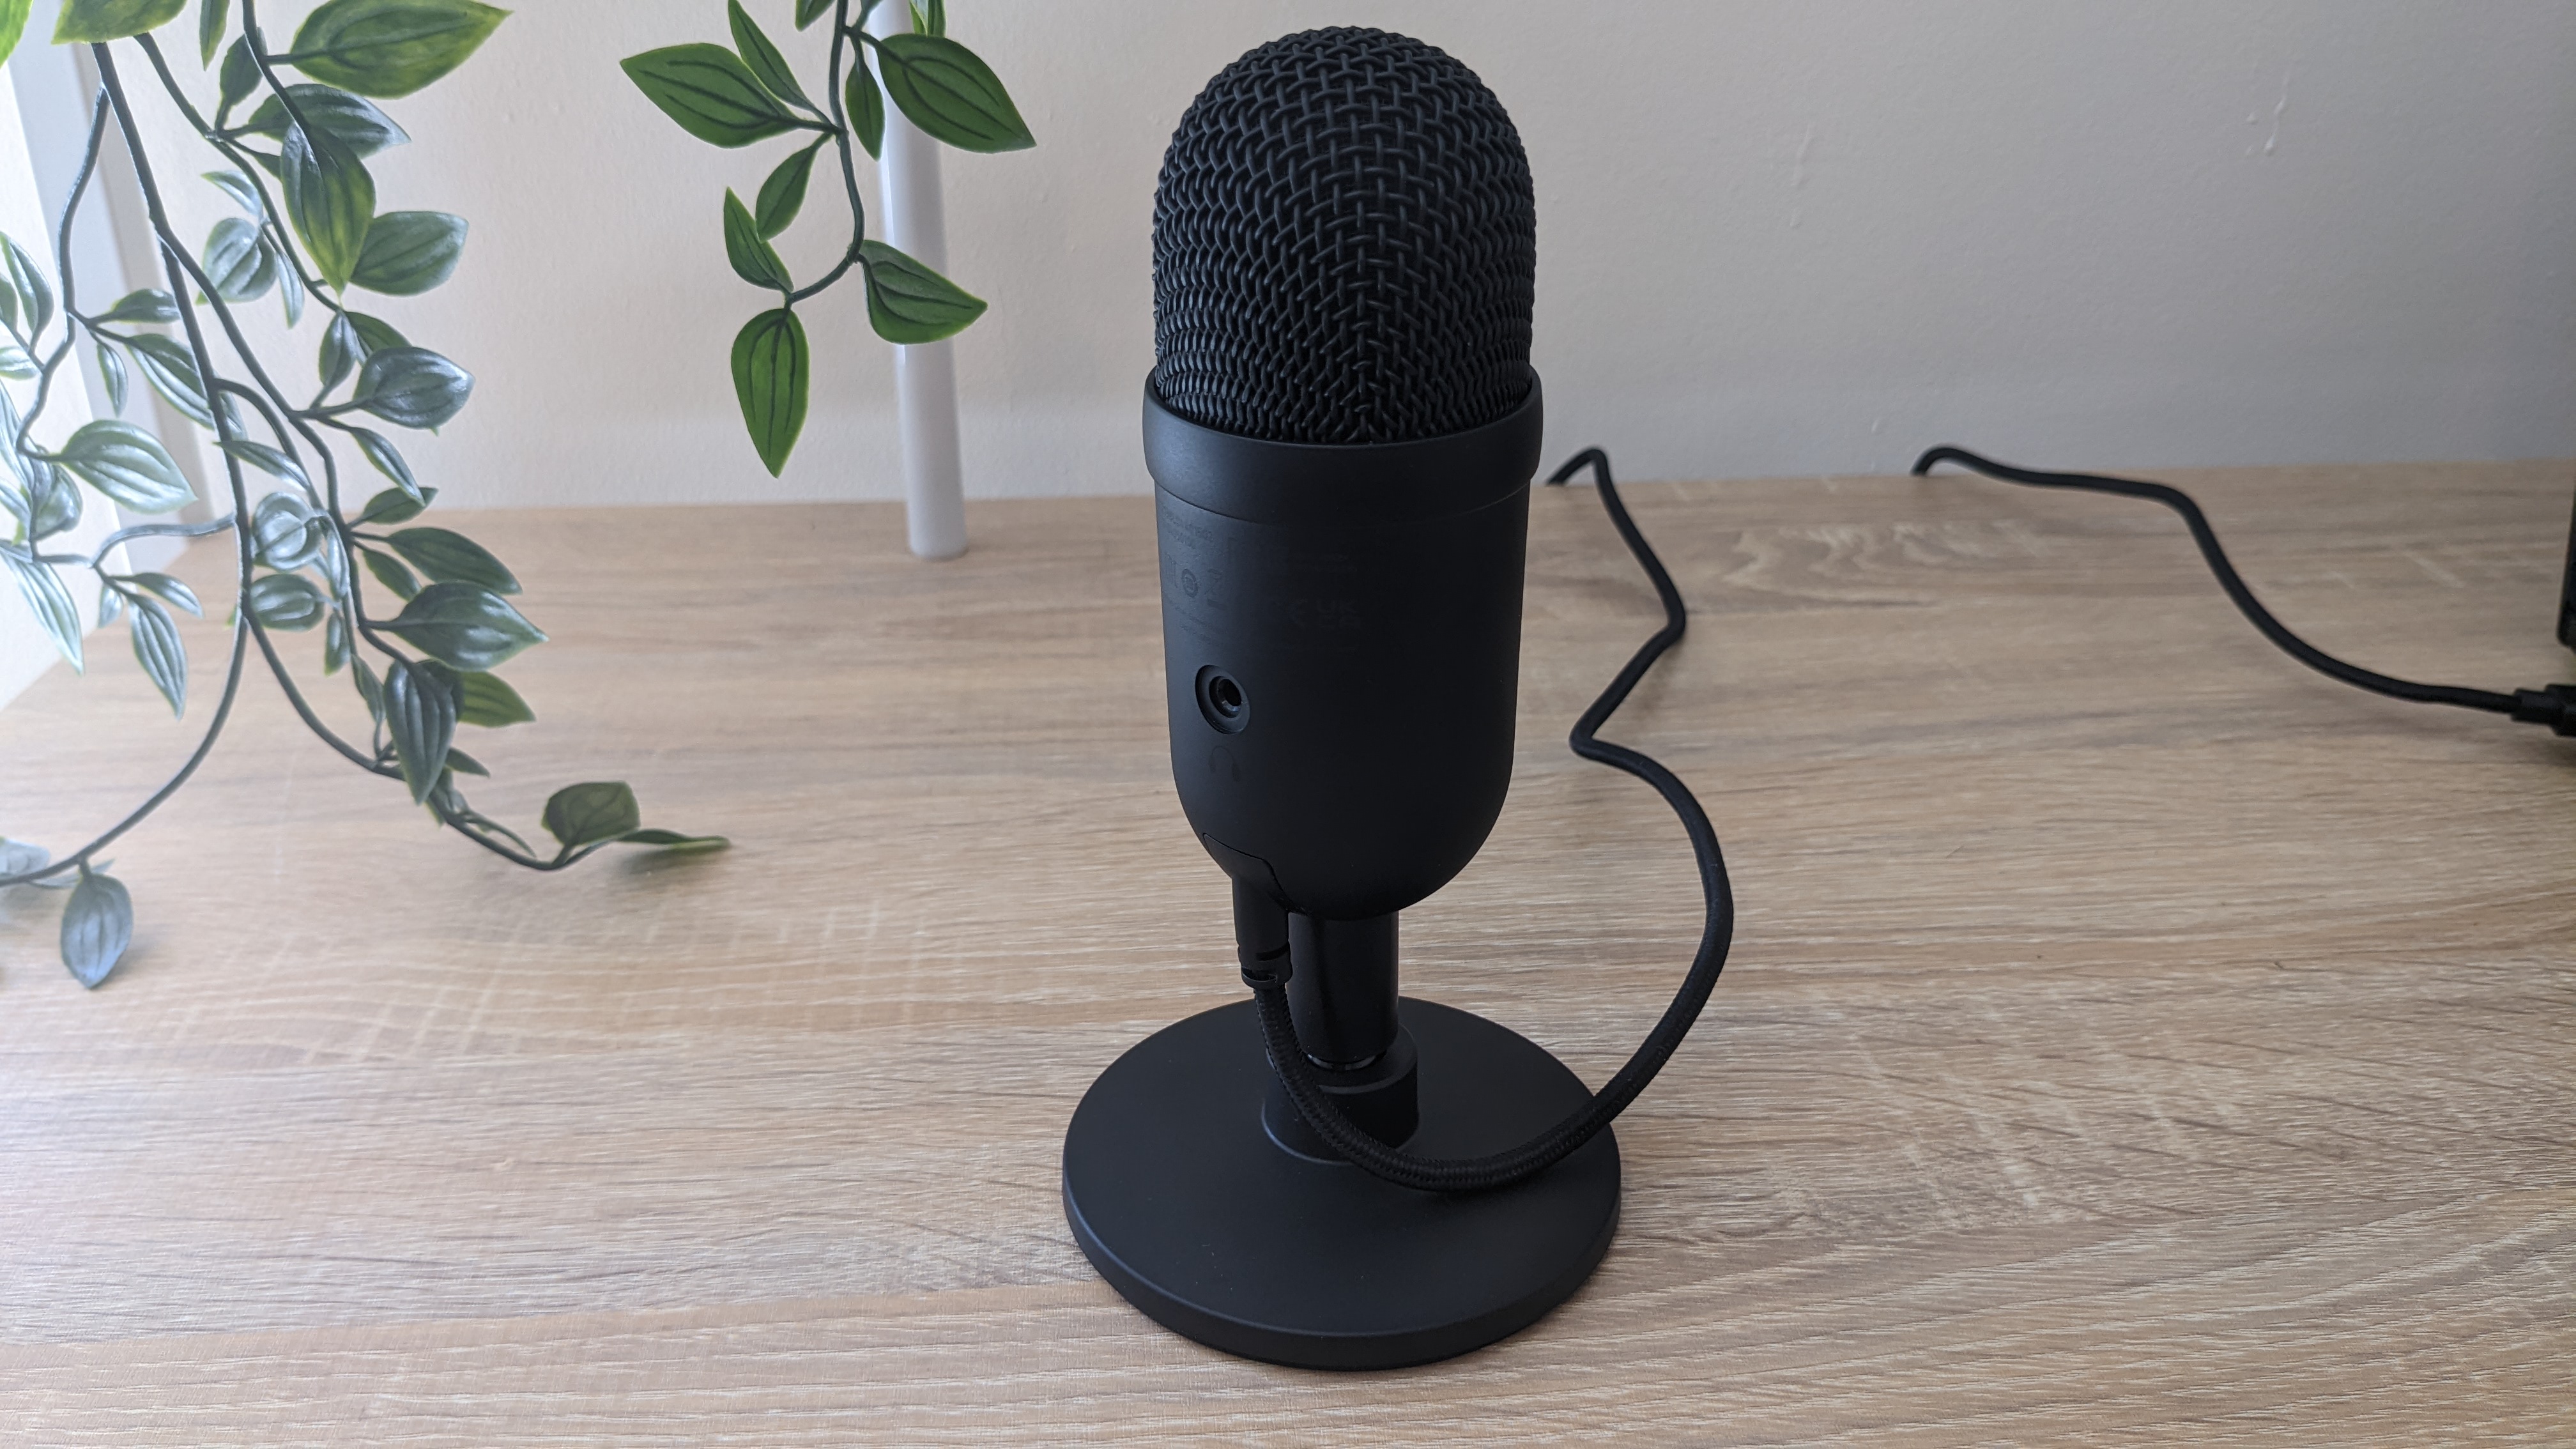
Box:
[1148,385,1540,920]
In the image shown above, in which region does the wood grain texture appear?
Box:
[1,461,2570,1445]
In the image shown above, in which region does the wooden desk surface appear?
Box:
[1,461,2570,1444]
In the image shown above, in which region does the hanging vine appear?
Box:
[622,0,1033,474]
[0,0,724,988]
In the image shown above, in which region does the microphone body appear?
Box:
[1147,378,1542,922]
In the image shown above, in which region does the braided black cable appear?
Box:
[1248,448,1733,1194]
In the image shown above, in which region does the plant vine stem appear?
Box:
[127,40,393,670]
[212,379,323,510]
[96,43,389,785]
[82,512,237,567]
[132,34,348,344]
[0,610,253,888]
[0,82,266,892]
[215,378,298,453]
[784,0,868,307]
[86,40,571,879]
[234,3,326,208]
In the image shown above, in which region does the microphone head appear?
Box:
[1152,27,1537,447]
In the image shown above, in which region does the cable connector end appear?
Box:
[2510,684,2576,736]
[1238,946,1291,992]
[1231,875,1293,990]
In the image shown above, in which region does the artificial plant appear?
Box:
[0,0,723,989]
[622,0,1032,475]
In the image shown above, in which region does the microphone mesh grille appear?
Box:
[1152,28,1536,446]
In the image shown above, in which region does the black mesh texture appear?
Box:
[1151,27,1536,446]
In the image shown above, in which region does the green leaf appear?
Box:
[386,526,515,594]
[872,33,1031,153]
[28,466,80,539]
[727,0,809,110]
[354,480,434,524]
[353,654,385,723]
[221,438,309,489]
[128,594,186,716]
[281,121,374,291]
[722,188,792,291]
[856,240,985,344]
[246,571,328,631]
[123,333,215,427]
[0,0,29,68]
[542,781,639,852]
[441,744,487,776]
[381,581,543,671]
[318,314,358,391]
[318,309,406,392]
[730,307,806,477]
[620,828,730,852]
[382,657,456,805]
[284,0,508,99]
[126,571,202,615]
[277,241,307,325]
[240,84,410,157]
[911,0,944,38]
[845,59,884,160]
[202,215,277,302]
[0,339,36,380]
[252,491,328,571]
[0,838,48,877]
[93,288,176,324]
[455,669,531,726]
[197,0,227,64]
[361,545,418,599]
[353,346,470,429]
[794,0,830,29]
[621,43,799,148]
[59,868,133,989]
[349,426,420,499]
[755,140,820,239]
[96,339,126,412]
[57,420,194,514]
[352,309,409,347]
[218,36,259,115]
[52,0,185,44]
[0,386,27,486]
[323,610,350,673]
[350,210,463,295]
[4,551,80,670]
[4,234,54,339]
[203,167,263,217]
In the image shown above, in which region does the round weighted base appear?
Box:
[1062,997,1620,1370]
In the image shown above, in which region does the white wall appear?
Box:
[102,3,2576,508]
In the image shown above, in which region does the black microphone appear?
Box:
[1146,22,1541,1131]
[1063,27,1729,1372]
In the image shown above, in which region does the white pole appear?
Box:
[865,2,968,561]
